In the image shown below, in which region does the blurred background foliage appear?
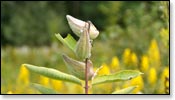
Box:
[1,1,169,94]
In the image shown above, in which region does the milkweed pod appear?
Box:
[66,15,99,39]
[86,59,95,80]
[75,22,92,59]
[62,54,94,80]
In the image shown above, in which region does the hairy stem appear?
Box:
[85,58,88,94]
[84,21,91,94]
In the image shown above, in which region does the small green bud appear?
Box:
[62,54,94,80]
[75,22,92,59]
[66,15,99,39]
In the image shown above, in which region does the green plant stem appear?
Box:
[85,58,88,94]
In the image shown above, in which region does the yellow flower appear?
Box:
[39,75,50,87]
[161,66,169,93]
[159,67,169,94]
[165,80,169,94]
[123,75,144,93]
[65,82,83,94]
[165,78,169,89]
[7,91,13,94]
[161,67,169,80]
[148,39,160,69]
[50,79,64,92]
[97,63,110,75]
[148,67,157,85]
[122,48,131,65]
[140,55,149,73]
[130,52,138,67]
[17,65,30,86]
[110,56,120,71]
[71,84,84,94]
[130,76,144,93]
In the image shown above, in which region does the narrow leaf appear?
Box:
[23,64,82,85]
[31,83,58,94]
[91,66,103,81]
[112,86,137,94]
[92,70,143,85]
[55,33,76,52]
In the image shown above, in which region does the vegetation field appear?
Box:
[1,1,169,94]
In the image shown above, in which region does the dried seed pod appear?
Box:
[62,54,94,80]
[66,15,99,39]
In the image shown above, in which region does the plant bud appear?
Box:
[62,55,94,80]
[66,15,99,39]
[75,22,91,59]
[86,59,95,80]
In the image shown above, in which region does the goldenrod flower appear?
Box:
[17,65,30,86]
[165,77,169,90]
[165,80,169,94]
[160,67,169,94]
[123,75,144,93]
[110,56,120,71]
[122,48,131,65]
[161,67,169,80]
[148,39,160,69]
[50,79,64,92]
[97,63,110,75]
[39,75,50,87]
[65,82,83,94]
[130,52,138,67]
[140,55,149,73]
[130,76,144,93]
[7,91,13,94]
[71,84,84,94]
[148,67,157,85]
[161,66,169,93]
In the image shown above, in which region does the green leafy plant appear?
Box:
[22,15,143,94]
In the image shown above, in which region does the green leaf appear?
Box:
[55,33,76,52]
[92,70,143,85]
[23,64,82,85]
[31,83,58,94]
[112,86,137,94]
